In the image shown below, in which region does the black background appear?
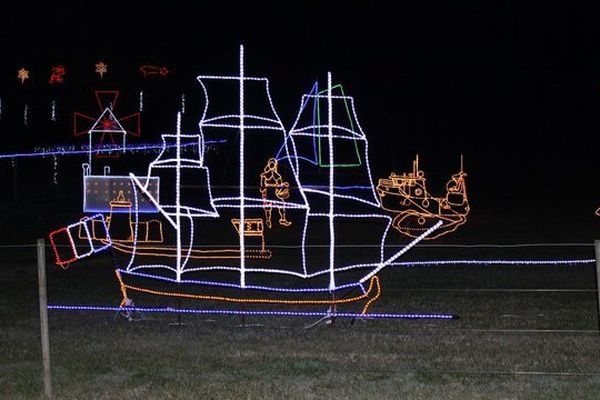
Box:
[1,2,599,241]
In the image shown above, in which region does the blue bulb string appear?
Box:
[47,304,455,320]
[0,140,227,160]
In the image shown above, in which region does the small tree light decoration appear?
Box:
[17,68,29,84]
[95,62,108,78]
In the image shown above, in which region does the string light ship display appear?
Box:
[49,46,442,315]
[377,155,469,240]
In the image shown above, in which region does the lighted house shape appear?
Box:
[74,91,141,161]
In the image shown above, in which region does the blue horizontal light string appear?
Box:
[0,140,226,160]
[47,305,455,320]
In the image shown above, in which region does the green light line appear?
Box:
[316,84,363,168]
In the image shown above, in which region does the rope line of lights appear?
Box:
[0,140,226,160]
[47,304,455,320]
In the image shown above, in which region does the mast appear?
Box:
[175,112,182,281]
[239,45,246,288]
[327,72,335,290]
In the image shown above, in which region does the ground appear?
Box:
[1,238,599,399]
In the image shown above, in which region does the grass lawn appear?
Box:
[1,245,600,399]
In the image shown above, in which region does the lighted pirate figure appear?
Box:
[260,158,292,228]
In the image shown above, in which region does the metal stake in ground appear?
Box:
[37,239,52,399]
[595,240,600,336]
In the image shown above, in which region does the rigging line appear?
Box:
[381,288,599,292]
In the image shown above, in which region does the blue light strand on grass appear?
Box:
[47,305,455,319]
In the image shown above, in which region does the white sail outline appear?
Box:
[118,46,441,293]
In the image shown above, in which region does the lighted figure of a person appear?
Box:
[446,172,465,194]
[260,158,292,228]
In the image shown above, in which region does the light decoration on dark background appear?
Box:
[0,141,225,160]
[51,100,57,122]
[52,155,58,184]
[47,304,455,320]
[49,65,66,84]
[74,91,141,163]
[17,68,29,84]
[139,65,170,77]
[45,46,446,317]
[95,62,108,78]
[377,155,469,240]
[48,214,111,268]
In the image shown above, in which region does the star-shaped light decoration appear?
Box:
[17,68,30,84]
[95,62,108,79]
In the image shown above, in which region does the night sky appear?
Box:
[1,2,599,240]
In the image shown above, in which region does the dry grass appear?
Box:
[1,247,600,399]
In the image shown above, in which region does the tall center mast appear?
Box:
[238,45,246,287]
[327,72,335,290]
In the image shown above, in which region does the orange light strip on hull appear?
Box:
[109,241,272,260]
[115,270,380,314]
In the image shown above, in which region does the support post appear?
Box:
[595,240,600,335]
[37,239,52,399]
[13,159,18,204]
